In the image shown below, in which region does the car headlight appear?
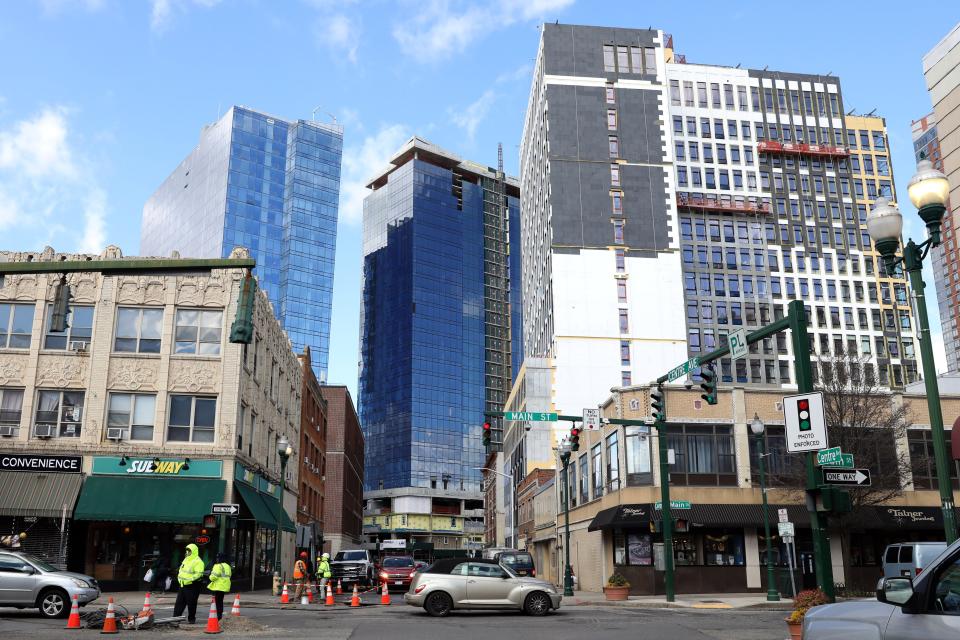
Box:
[70,578,91,588]
[379,571,389,580]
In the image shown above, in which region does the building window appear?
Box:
[606,431,620,491]
[174,309,223,355]
[34,390,84,438]
[0,388,23,434]
[108,393,156,441]
[617,280,627,302]
[579,455,589,504]
[603,45,615,72]
[44,305,93,350]
[666,424,737,486]
[669,80,680,106]
[625,425,651,485]
[618,309,629,333]
[605,83,615,104]
[611,191,623,215]
[608,136,619,158]
[591,443,604,499]
[615,249,625,272]
[168,394,216,442]
[614,530,653,565]
[613,220,624,244]
[620,340,631,365]
[610,164,620,186]
[621,371,632,386]
[617,45,629,72]
[115,307,163,353]
[607,109,618,131]
[0,303,35,349]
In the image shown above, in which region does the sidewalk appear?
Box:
[564,590,794,610]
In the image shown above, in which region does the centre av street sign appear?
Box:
[504,411,557,422]
[783,391,828,453]
[821,468,872,487]
[816,447,843,466]
[667,357,700,382]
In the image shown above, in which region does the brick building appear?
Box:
[516,468,555,549]
[319,385,364,554]
[297,347,327,555]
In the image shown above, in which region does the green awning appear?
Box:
[233,481,276,528]
[262,494,296,533]
[74,476,226,523]
[0,471,83,518]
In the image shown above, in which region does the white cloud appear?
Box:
[0,107,111,253]
[393,0,574,61]
[451,89,495,142]
[339,123,411,225]
[150,0,220,33]
[316,13,360,63]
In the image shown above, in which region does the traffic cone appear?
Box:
[325,583,334,606]
[307,586,314,604]
[143,591,153,614]
[350,584,360,607]
[100,597,118,634]
[336,579,343,594]
[380,581,391,605]
[65,593,81,629]
[280,582,289,604]
[230,594,241,616]
[203,597,221,634]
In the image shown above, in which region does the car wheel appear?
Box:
[37,588,69,619]
[524,591,551,616]
[424,591,453,617]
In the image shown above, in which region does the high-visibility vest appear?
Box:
[177,554,204,587]
[208,563,232,592]
[294,559,307,579]
[317,559,331,578]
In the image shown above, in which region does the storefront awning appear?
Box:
[261,493,296,533]
[233,481,276,529]
[589,503,812,531]
[588,504,652,531]
[0,471,83,518]
[74,476,226,523]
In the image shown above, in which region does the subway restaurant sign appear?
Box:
[93,456,222,478]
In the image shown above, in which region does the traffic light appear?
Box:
[699,365,717,405]
[570,426,581,452]
[51,275,71,333]
[482,421,492,448]
[650,385,666,423]
[819,486,852,514]
[229,273,257,344]
[797,398,812,431]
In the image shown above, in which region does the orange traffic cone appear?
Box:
[203,596,222,634]
[65,593,81,629]
[101,597,118,634]
[230,594,241,616]
[336,579,343,594]
[143,591,153,614]
[350,584,360,607]
[325,583,334,606]
[380,581,391,605]
[280,583,289,604]
[307,586,314,604]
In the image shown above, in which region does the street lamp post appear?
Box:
[558,439,574,597]
[866,160,957,544]
[751,413,780,602]
[276,435,293,578]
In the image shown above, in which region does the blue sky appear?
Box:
[1,1,958,395]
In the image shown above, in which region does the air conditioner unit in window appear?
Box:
[106,427,126,441]
[69,341,89,352]
[33,424,56,438]
[0,425,14,437]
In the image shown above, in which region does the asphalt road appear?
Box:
[0,599,790,639]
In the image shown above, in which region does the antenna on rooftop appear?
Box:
[866,108,877,116]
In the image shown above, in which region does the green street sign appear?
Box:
[816,447,843,466]
[504,411,558,422]
[837,453,854,469]
[667,357,700,382]
[655,500,691,510]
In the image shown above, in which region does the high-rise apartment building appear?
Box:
[141,106,343,378]
[922,24,960,373]
[359,138,519,551]
[519,24,917,422]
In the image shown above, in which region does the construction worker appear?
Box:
[316,552,332,594]
[293,551,310,600]
[207,552,232,620]
[173,543,205,624]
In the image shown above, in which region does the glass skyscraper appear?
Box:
[360,138,521,500]
[141,106,342,377]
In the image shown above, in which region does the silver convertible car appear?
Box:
[404,557,561,617]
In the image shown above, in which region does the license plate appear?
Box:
[394,581,403,585]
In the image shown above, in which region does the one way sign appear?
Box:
[821,468,871,487]
[211,503,239,515]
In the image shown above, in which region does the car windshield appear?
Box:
[19,553,57,572]
[383,556,414,567]
[334,551,367,561]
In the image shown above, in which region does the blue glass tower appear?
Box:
[360,138,521,498]
[141,106,342,377]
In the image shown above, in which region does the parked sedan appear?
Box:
[803,539,960,639]
[404,557,560,617]
[0,551,100,618]
[379,555,419,591]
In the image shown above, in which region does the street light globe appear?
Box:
[908,159,949,209]
[866,197,903,244]
[277,434,289,456]
[750,412,764,436]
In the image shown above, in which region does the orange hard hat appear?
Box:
[300,551,308,558]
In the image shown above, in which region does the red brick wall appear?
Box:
[319,385,365,542]
[297,351,326,532]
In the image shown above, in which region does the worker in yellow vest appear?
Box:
[207,552,232,620]
[173,543,205,624]
[293,551,310,600]
[315,552,332,595]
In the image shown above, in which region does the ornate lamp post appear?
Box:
[866,160,956,543]
[276,434,294,576]
[558,438,575,596]
[751,413,780,602]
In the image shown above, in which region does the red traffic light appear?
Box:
[570,427,580,436]
[483,422,491,431]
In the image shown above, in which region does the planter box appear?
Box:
[603,585,630,601]
[785,618,802,640]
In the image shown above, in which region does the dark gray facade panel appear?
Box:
[618,89,665,165]
[549,160,586,246]
[620,164,668,250]
[542,24,658,78]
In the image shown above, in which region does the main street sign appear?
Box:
[783,391,828,453]
[211,503,239,515]
[821,467,872,487]
[504,412,557,422]
[654,500,691,510]
[667,357,700,382]
[728,328,749,360]
[583,408,602,431]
